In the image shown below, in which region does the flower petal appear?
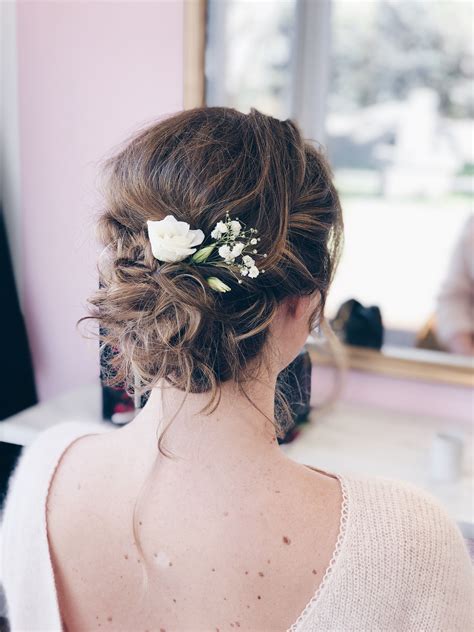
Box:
[187,229,205,247]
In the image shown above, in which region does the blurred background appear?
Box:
[206,0,473,345]
[0,0,473,583]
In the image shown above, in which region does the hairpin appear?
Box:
[146,213,267,292]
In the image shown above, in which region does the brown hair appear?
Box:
[78,106,343,593]
[80,106,342,445]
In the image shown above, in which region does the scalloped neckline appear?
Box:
[286,466,350,632]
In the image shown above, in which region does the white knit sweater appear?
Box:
[1,420,473,631]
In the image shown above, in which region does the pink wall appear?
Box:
[312,366,473,424]
[16,1,184,400]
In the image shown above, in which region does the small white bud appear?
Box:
[230,220,242,236]
[231,242,245,257]
[218,245,234,262]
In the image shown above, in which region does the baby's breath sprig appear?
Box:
[191,211,267,291]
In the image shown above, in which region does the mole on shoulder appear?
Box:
[274,490,281,493]
[124,554,129,560]
[169,561,173,566]
[257,595,261,600]
[312,569,317,575]
[212,567,216,572]
[244,571,248,575]
[160,628,166,632]
[107,616,112,622]
[282,536,291,545]
[235,623,241,627]
[223,511,229,517]
[173,598,177,603]
[267,559,271,564]
[230,624,235,628]
[258,571,264,577]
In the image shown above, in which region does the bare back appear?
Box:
[46,424,342,632]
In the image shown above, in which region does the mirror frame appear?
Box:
[307,340,473,387]
[183,0,474,388]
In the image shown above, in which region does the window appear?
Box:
[205,0,473,340]
[326,0,473,335]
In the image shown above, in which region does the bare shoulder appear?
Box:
[46,428,120,554]
[48,429,111,496]
[46,423,152,541]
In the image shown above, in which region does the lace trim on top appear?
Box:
[286,473,350,632]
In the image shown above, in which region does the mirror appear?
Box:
[198,0,474,381]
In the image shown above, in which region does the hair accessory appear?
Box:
[147,213,267,292]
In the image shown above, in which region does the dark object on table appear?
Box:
[99,326,140,424]
[0,209,37,421]
[0,442,23,512]
[276,347,312,444]
[332,298,384,350]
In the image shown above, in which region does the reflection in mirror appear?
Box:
[205,0,473,365]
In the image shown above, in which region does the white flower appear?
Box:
[231,242,245,258]
[211,220,229,240]
[215,221,228,234]
[248,266,260,278]
[240,266,249,276]
[230,220,242,236]
[218,244,234,261]
[250,238,258,245]
[147,215,204,263]
[242,255,255,268]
